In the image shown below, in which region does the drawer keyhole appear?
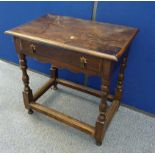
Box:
[80,56,87,69]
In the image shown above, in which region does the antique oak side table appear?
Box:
[5,14,138,146]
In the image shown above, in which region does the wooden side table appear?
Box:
[5,14,138,145]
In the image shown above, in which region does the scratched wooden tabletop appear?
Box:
[5,14,138,60]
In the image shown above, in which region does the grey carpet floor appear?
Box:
[0,60,155,153]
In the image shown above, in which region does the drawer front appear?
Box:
[16,39,102,75]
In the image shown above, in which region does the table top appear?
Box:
[5,14,138,61]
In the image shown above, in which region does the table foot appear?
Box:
[28,109,33,114]
[53,86,58,90]
[96,141,102,146]
[50,66,58,90]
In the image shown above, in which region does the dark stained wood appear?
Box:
[30,102,95,136]
[57,79,114,101]
[33,79,55,101]
[95,60,113,146]
[5,14,138,61]
[19,53,33,110]
[17,39,102,76]
[105,100,120,127]
[5,14,138,146]
[50,66,58,90]
[114,56,128,103]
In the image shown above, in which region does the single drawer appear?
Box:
[15,38,103,75]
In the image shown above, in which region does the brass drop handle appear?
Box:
[30,44,36,54]
[80,56,87,69]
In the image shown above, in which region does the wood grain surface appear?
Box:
[5,14,138,61]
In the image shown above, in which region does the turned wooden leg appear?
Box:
[19,53,33,114]
[114,56,128,106]
[95,80,110,146]
[50,66,58,90]
[95,60,112,146]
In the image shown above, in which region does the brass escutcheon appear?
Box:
[30,44,36,54]
[80,56,87,69]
